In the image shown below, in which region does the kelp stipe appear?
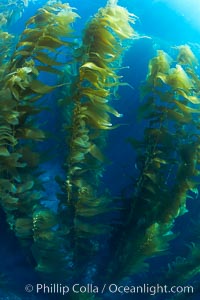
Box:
[0,1,78,277]
[57,0,136,277]
[107,45,200,281]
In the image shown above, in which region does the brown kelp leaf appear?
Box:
[17,127,46,141]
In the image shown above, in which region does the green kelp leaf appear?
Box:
[29,80,56,94]
[7,153,27,168]
[81,91,108,105]
[0,179,17,193]
[144,172,158,184]
[0,147,10,157]
[37,65,63,75]
[17,41,34,48]
[38,35,69,48]
[152,157,168,165]
[174,100,200,114]
[166,108,191,123]
[144,127,175,146]
[15,218,33,238]
[81,87,109,98]
[0,133,17,146]
[0,93,17,110]
[75,218,110,236]
[76,196,111,217]
[177,89,200,104]
[2,111,20,125]
[35,52,63,66]
[1,193,19,210]
[33,208,57,230]
[21,28,41,41]
[17,181,34,193]
[73,136,90,149]
[89,144,106,162]
[17,127,46,141]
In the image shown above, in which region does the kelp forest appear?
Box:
[0,0,200,299]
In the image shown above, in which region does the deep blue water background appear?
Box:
[1,0,200,299]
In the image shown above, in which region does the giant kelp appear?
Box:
[104,44,200,300]
[58,0,136,275]
[106,46,200,285]
[1,0,200,299]
[0,1,79,278]
[0,0,136,285]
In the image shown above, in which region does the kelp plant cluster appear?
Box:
[0,1,80,276]
[107,45,200,291]
[0,0,138,288]
[57,0,136,272]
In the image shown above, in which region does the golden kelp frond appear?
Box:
[166,64,192,92]
[10,2,79,71]
[81,4,136,67]
[185,67,200,91]
[176,45,198,66]
[146,50,171,84]
[99,4,136,40]
[5,66,35,100]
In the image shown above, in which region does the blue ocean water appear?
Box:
[1,0,200,299]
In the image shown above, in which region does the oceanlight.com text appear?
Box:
[25,283,194,296]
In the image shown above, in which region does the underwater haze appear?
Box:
[1,0,200,299]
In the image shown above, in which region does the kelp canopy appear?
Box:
[0,1,200,300]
